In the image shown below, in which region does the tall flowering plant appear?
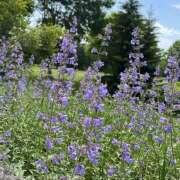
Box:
[0,19,179,179]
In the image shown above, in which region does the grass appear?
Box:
[30,65,85,82]
[176,82,180,91]
[31,66,180,92]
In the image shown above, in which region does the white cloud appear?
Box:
[172,3,180,10]
[155,22,180,50]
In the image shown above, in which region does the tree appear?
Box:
[141,16,161,77]
[105,0,143,81]
[37,0,114,36]
[98,0,160,92]
[168,40,180,60]
[0,0,34,37]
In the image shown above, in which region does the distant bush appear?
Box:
[16,25,65,63]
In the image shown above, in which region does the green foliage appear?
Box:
[77,44,91,70]
[37,0,114,36]
[176,82,180,91]
[159,49,168,75]
[16,25,65,63]
[1,81,179,179]
[141,17,161,76]
[168,40,180,60]
[0,0,34,37]
[88,0,160,91]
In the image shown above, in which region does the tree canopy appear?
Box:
[168,40,180,60]
[0,0,34,37]
[37,0,114,36]
[87,0,160,92]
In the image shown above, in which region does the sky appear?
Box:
[31,0,180,50]
[111,0,180,50]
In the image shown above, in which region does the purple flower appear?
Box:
[68,144,77,160]
[51,126,61,133]
[108,167,116,177]
[112,138,120,145]
[98,85,108,97]
[70,17,78,33]
[18,77,27,94]
[94,103,104,111]
[87,144,100,165]
[59,96,68,106]
[35,160,49,174]
[60,176,68,180]
[158,103,166,113]
[62,37,69,50]
[154,137,164,144]
[121,143,134,164]
[55,138,63,145]
[122,152,134,164]
[103,125,112,133]
[84,89,94,100]
[59,114,68,123]
[163,125,172,133]
[51,116,58,123]
[0,153,7,161]
[66,68,75,75]
[45,136,53,150]
[170,159,177,165]
[0,136,5,144]
[91,48,98,54]
[105,24,112,34]
[93,118,103,128]
[159,117,167,123]
[3,131,11,137]
[133,144,140,151]
[51,155,60,165]
[29,55,34,65]
[36,112,48,121]
[74,164,86,176]
[84,117,91,128]
[93,60,104,70]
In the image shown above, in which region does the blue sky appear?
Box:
[31,0,180,50]
[111,0,180,49]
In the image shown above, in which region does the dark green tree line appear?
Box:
[89,0,161,92]
[168,40,180,60]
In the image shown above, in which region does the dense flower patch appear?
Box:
[0,18,180,179]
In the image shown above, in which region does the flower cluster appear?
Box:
[0,21,179,179]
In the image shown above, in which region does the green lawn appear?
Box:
[30,66,180,91]
[30,65,85,82]
[176,82,180,91]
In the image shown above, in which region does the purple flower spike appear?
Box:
[84,88,94,100]
[51,116,58,123]
[75,164,86,176]
[68,144,77,160]
[51,155,60,165]
[4,131,11,137]
[159,117,167,123]
[60,96,68,106]
[93,118,103,128]
[35,160,49,174]
[84,117,91,128]
[163,125,172,133]
[87,144,100,165]
[98,85,108,97]
[45,136,53,150]
[108,167,117,177]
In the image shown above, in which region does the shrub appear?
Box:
[16,25,65,63]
